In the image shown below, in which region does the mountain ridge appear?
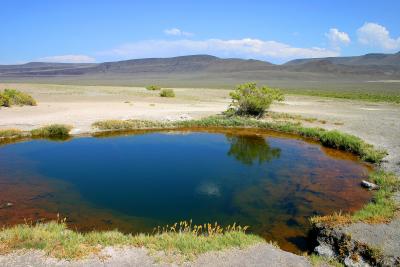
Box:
[284,51,400,66]
[0,53,399,83]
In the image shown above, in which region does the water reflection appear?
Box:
[226,134,281,165]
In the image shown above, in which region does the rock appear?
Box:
[361,180,379,190]
[0,202,13,209]
[164,114,193,122]
[179,114,192,120]
[311,222,392,266]
[344,256,371,267]
[315,244,335,258]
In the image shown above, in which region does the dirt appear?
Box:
[0,83,399,266]
[0,244,311,267]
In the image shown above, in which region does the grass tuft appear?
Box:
[30,124,72,138]
[160,89,175,97]
[284,89,400,104]
[92,120,165,130]
[0,129,24,139]
[264,111,318,123]
[0,220,263,260]
[146,85,161,91]
[309,254,344,267]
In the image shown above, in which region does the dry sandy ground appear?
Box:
[0,83,231,133]
[0,244,311,267]
[0,83,399,266]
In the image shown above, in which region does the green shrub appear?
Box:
[160,88,175,97]
[229,83,284,117]
[31,124,72,138]
[0,94,11,107]
[146,85,161,91]
[0,89,36,107]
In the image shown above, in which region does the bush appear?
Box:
[229,83,284,117]
[31,124,72,138]
[160,89,175,97]
[146,85,161,91]
[0,94,11,107]
[0,89,36,107]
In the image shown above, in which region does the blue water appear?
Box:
[0,130,371,252]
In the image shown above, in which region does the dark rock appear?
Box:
[311,223,400,266]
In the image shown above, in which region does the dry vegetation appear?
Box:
[31,124,72,138]
[0,219,263,260]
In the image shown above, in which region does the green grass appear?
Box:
[265,111,317,122]
[92,120,165,131]
[30,124,72,138]
[1,125,72,145]
[309,254,344,267]
[0,88,37,107]
[0,220,263,260]
[311,171,400,225]
[0,129,24,138]
[284,89,400,104]
[160,88,175,97]
[352,171,400,222]
[146,85,161,91]
[92,116,387,164]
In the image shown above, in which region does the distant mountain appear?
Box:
[284,59,400,76]
[0,53,399,86]
[0,55,274,76]
[0,62,94,75]
[284,51,400,67]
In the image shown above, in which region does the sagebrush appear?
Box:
[0,89,36,107]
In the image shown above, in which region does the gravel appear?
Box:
[0,244,311,267]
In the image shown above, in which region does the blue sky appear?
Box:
[1,0,400,64]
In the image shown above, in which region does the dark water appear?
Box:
[0,129,371,252]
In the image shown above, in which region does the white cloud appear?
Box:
[37,54,96,63]
[357,22,400,51]
[99,38,339,62]
[325,28,351,47]
[164,28,193,37]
